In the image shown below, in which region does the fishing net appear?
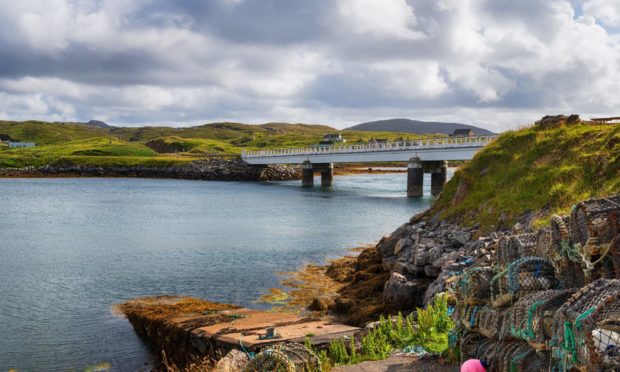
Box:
[570,195,620,249]
[244,343,320,372]
[497,234,538,267]
[507,289,576,346]
[552,279,620,370]
[458,267,496,303]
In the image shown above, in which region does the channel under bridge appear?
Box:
[242,136,496,197]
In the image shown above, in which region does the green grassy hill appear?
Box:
[432,120,620,232]
[0,120,428,168]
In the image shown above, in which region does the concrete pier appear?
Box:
[120,296,360,369]
[301,160,314,188]
[430,161,448,196]
[316,163,333,188]
[407,157,424,197]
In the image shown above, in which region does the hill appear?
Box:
[430,116,620,232]
[347,118,494,136]
[0,120,426,168]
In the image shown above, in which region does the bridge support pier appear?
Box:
[301,162,333,188]
[430,161,447,196]
[407,157,424,197]
[302,160,314,188]
[317,163,333,188]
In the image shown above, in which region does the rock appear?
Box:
[378,223,411,258]
[424,265,441,277]
[535,115,569,129]
[394,237,412,255]
[215,349,249,372]
[307,296,334,312]
[428,246,443,263]
[383,272,428,311]
[382,256,398,271]
[414,249,429,266]
[392,260,409,275]
[452,231,471,246]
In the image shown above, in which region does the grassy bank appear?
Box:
[432,121,620,232]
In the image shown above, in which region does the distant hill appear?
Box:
[347,118,494,136]
[84,120,114,129]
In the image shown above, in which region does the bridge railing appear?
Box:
[241,136,497,159]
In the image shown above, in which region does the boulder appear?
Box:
[394,237,412,255]
[383,272,427,311]
[377,223,411,258]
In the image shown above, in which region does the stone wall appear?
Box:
[0,159,300,182]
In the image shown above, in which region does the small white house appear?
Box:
[323,133,346,143]
[8,141,36,148]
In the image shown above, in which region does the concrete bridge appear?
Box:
[242,136,496,196]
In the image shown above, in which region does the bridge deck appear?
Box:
[242,136,495,164]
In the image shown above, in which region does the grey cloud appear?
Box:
[0,0,618,129]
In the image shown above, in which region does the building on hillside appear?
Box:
[322,133,346,143]
[450,128,475,137]
[8,141,36,148]
[319,133,346,146]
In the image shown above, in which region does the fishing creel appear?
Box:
[552,279,620,370]
[507,289,576,347]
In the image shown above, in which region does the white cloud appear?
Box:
[0,0,619,130]
[337,0,425,40]
[583,0,620,27]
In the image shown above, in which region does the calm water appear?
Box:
[0,173,445,371]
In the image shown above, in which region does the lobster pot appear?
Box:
[553,279,620,370]
[478,307,506,340]
[461,304,482,331]
[460,332,492,361]
[508,289,576,346]
[570,195,620,250]
[458,267,496,303]
[509,348,550,372]
[533,228,554,261]
[492,341,528,372]
[506,257,558,294]
[244,343,320,372]
[490,270,511,308]
[550,214,571,249]
[497,233,538,267]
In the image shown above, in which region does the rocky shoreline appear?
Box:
[0,159,300,182]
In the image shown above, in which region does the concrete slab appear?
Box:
[197,309,302,337]
[216,320,360,349]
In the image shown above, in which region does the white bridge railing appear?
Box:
[242,136,496,159]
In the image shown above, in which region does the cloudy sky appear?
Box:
[0,0,619,131]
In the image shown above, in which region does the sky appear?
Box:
[0,0,619,131]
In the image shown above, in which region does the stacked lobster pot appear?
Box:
[447,195,620,371]
[551,279,620,371]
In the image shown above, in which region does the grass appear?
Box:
[309,295,454,369]
[432,121,620,232]
[0,120,437,169]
